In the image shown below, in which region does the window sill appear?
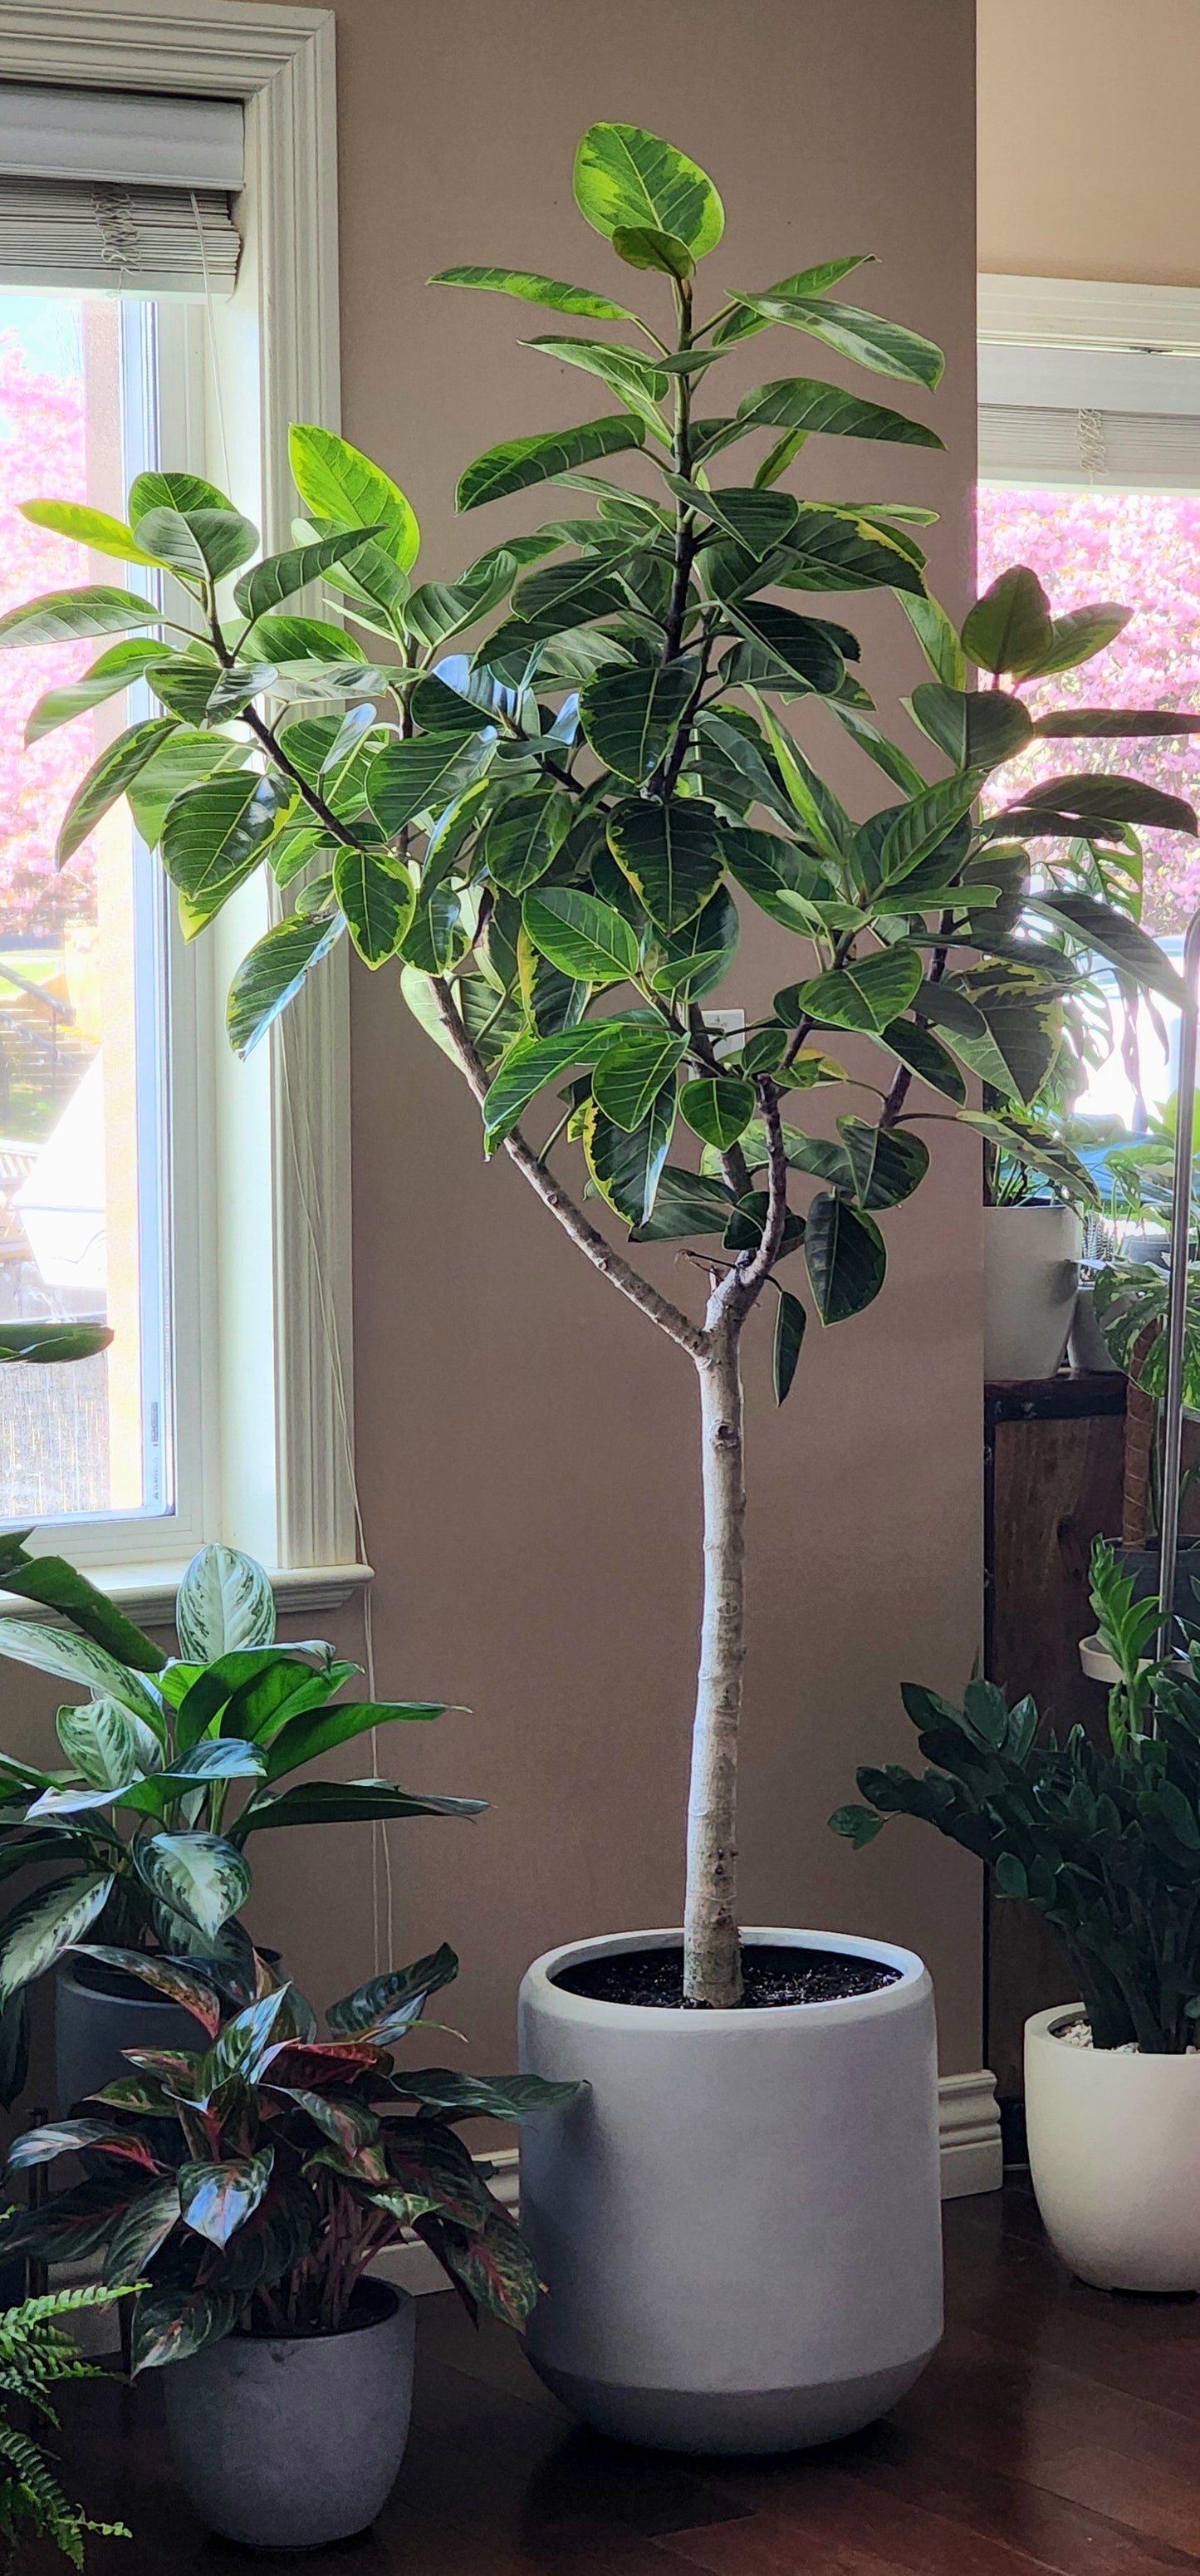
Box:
[0,1562,373,1631]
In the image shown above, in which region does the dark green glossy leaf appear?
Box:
[457,416,644,513]
[727,374,943,451]
[179,2146,273,2249]
[366,734,490,834]
[873,1016,966,1105]
[678,1074,757,1150]
[592,1026,685,1131]
[482,1020,623,1148]
[231,1780,486,1837]
[629,1165,735,1240]
[335,846,414,966]
[772,1288,807,1402]
[522,337,669,444]
[791,945,922,1033]
[1007,773,1197,839]
[509,559,628,637]
[804,1194,887,1323]
[522,886,639,984]
[726,601,843,693]
[961,566,1051,678]
[836,1116,930,1208]
[1020,603,1131,678]
[579,657,698,782]
[133,505,257,581]
[907,682,1031,768]
[607,797,722,934]
[326,1942,459,2039]
[713,257,874,347]
[482,789,573,894]
[1027,891,1186,1003]
[582,1088,674,1227]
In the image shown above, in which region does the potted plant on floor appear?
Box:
[1090,1106,1200,1619]
[2,119,1195,2451]
[0,1535,478,2113]
[832,1538,1200,2289]
[0,1948,577,2549]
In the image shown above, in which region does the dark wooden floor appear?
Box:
[47,2181,1200,2574]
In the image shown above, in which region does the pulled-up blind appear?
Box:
[979,405,1200,492]
[0,83,243,300]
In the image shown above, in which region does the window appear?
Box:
[0,292,172,1531]
[977,277,1200,1126]
[0,8,358,1612]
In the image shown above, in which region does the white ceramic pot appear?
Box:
[1026,2004,1200,2289]
[163,2280,415,2547]
[517,1926,943,2454]
[1068,1283,1117,1375]
[983,1204,1082,1381]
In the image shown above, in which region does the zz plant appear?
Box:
[2,122,1196,2006]
[1,1946,576,2368]
[0,1536,476,2096]
[832,1540,1200,2053]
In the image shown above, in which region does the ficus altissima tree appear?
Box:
[2,125,1196,2006]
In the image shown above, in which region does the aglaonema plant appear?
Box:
[2,122,1196,2006]
[0,1538,478,2101]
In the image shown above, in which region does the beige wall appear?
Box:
[978,0,1200,283]
[6,0,987,2094]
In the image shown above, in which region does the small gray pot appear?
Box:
[55,1957,199,2114]
[163,2280,415,2548]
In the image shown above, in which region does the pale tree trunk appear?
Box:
[683,1308,747,2008]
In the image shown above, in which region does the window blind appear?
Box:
[980,403,1200,492]
[0,84,243,189]
[0,84,242,301]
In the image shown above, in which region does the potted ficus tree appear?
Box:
[1,120,1194,2450]
[0,1534,478,2113]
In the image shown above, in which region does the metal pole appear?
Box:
[1157,906,1200,1656]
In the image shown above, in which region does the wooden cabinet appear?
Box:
[983,1374,1126,2108]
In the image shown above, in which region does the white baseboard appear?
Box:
[938,2068,1003,2199]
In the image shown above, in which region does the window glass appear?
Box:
[978,480,1200,1123]
[0,292,170,1526]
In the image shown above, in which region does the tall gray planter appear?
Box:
[518,1926,943,2453]
[55,1957,199,2113]
[163,2281,415,2547]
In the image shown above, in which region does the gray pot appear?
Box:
[55,1957,199,2113]
[163,2280,415,2548]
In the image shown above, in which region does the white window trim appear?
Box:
[0,2,367,1617]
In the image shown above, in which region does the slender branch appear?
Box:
[207,599,374,852]
[879,915,953,1131]
[429,977,709,1362]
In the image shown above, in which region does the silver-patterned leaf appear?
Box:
[0,1621,160,1724]
[174,1547,277,1663]
[133,1833,251,1944]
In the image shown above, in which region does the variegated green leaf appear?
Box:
[174,1546,276,1662]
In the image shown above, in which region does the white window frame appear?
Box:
[0,2,363,1622]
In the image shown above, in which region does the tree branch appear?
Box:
[429,977,709,1362]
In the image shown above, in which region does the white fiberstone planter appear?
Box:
[983,1204,1082,1382]
[517,1927,943,2454]
[1026,2004,1200,2290]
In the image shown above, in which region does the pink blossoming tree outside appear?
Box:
[978,483,1200,935]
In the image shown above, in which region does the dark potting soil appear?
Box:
[552,1944,901,2010]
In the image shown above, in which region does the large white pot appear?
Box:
[983,1204,1082,1381]
[517,1926,943,2454]
[1026,2004,1200,2289]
